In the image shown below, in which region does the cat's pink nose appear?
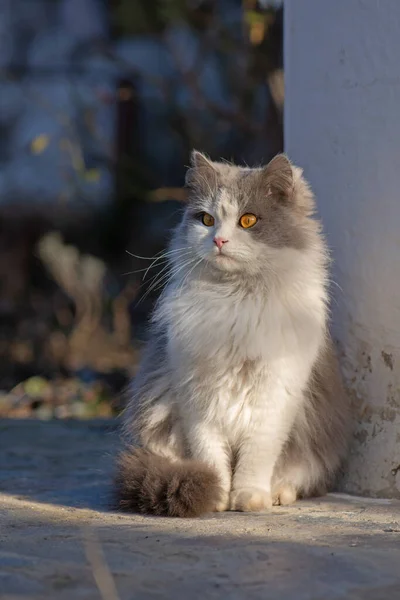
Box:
[213,237,228,250]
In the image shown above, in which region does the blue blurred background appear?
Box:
[0,0,283,417]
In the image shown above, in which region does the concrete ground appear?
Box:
[0,419,400,600]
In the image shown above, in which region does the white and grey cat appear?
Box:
[114,151,350,517]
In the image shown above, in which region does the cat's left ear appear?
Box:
[262,154,294,202]
[190,150,216,171]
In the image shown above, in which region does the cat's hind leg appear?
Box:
[272,482,297,506]
[115,400,225,517]
[138,399,185,461]
[271,450,328,507]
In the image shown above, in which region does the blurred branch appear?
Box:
[165,36,259,136]
[37,232,137,373]
[268,68,284,115]
[150,187,187,202]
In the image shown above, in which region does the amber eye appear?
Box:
[201,213,215,227]
[239,213,257,229]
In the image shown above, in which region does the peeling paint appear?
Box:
[387,384,400,409]
[354,429,368,445]
[382,351,394,371]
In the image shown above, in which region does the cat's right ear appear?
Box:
[185,150,218,192]
[262,154,294,202]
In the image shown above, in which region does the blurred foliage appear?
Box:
[0,375,121,419]
[109,0,283,200]
[31,133,51,155]
[110,0,216,36]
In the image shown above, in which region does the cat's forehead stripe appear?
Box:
[217,188,239,219]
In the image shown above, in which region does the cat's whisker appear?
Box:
[143,250,193,281]
[142,260,175,291]
[137,267,182,306]
[150,257,197,294]
[177,257,204,296]
[136,257,197,306]
[123,247,193,279]
[141,254,194,290]
[155,258,200,294]
[122,260,170,277]
[125,252,192,297]
[327,279,344,294]
[125,247,193,262]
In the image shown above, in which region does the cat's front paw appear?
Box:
[230,487,273,512]
[214,491,230,512]
[272,484,297,506]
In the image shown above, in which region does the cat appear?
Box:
[113,151,350,517]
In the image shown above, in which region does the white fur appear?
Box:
[153,244,327,507]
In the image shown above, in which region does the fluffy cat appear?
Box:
[114,151,350,517]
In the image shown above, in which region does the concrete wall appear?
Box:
[285,0,400,498]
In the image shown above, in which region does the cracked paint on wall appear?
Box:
[337,327,400,499]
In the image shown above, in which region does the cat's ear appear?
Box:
[262,154,294,202]
[185,150,218,192]
[190,150,216,171]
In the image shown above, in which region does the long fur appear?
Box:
[113,448,223,517]
[114,152,350,517]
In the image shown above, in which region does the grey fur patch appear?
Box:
[113,448,223,517]
[273,337,351,497]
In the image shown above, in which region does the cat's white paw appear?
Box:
[272,484,297,506]
[230,487,273,512]
[215,500,230,512]
[214,492,230,512]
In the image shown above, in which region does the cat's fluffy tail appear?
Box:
[113,447,223,518]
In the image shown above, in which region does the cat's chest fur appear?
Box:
[162,284,266,362]
[161,280,318,367]
[156,276,325,431]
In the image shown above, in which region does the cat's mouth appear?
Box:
[214,250,233,260]
[210,250,239,269]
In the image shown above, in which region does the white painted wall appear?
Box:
[285,0,400,498]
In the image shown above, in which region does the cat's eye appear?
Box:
[201,213,215,227]
[239,213,257,229]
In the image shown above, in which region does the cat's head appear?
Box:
[175,151,319,278]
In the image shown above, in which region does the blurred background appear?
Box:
[0,0,283,420]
